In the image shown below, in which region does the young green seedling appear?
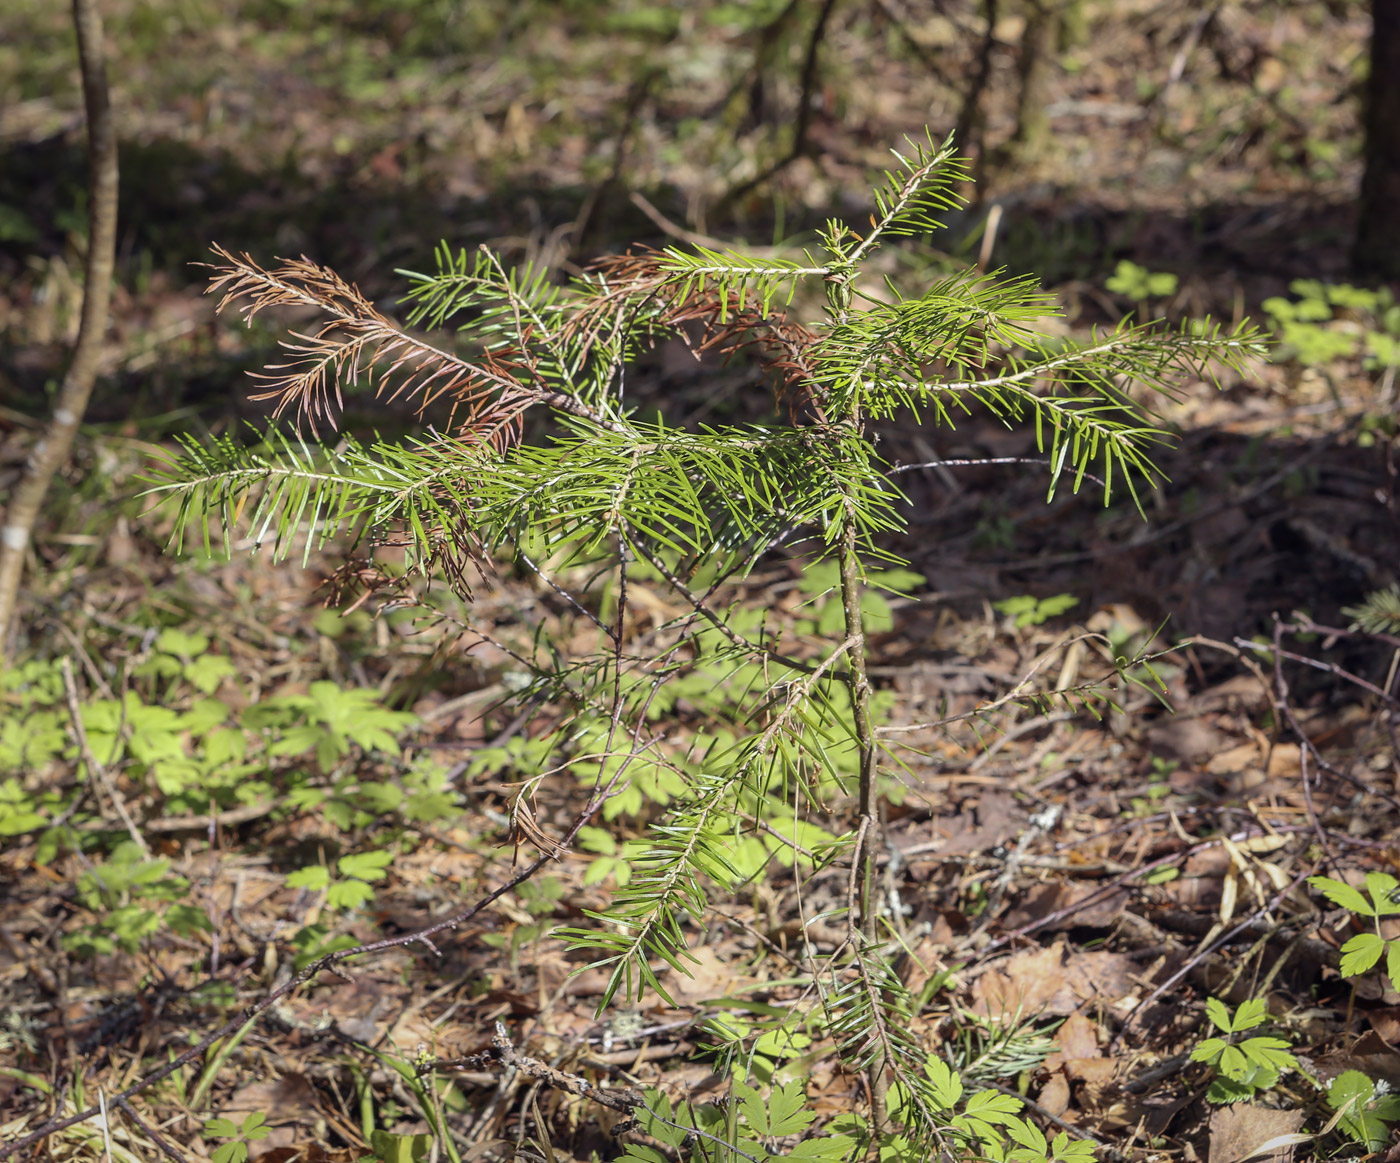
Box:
[1189,997,1297,1104]
[1308,871,1400,992]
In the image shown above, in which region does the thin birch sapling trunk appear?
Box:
[0,0,118,660]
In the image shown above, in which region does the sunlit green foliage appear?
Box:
[1263,280,1400,371]
[0,650,456,961]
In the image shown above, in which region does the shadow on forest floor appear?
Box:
[2,125,1390,651]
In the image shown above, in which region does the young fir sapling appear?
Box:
[145,132,1264,1154]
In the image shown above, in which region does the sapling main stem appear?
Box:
[827,260,890,1135]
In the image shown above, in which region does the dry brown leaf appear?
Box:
[1185,674,1271,712]
[970,944,1065,1017]
[1064,1057,1118,1107]
[972,945,1141,1017]
[1148,717,1230,763]
[1207,743,1261,775]
[225,1073,324,1153]
[1003,882,1129,931]
[933,790,1022,857]
[1055,1012,1102,1061]
[1207,1103,1305,1163]
[663,945,754,1006]
[1038,1071,1072,1117]
[1370,1006,1400,1048]
[1056,951,1143,1015]
[1313,1031,1400,1087]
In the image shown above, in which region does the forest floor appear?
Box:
[2,2,1399,1162]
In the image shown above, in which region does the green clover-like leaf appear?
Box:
[1309,875,1373,916]
[924,1055,963,1109]
[1328,1070,1376,1109]
[1230,997,1267,1032]
[1207,1075,1258,1104]
[1366,872,1400,916]
[1191,1037,1227,1066]
[338,849,394,882]
[1239,1036,1295,1073]
[1218,1044,1249,1081]
[286,866,331,891]
[1339,932,1387,978]
[1204,997,1232,1033]
[326,879,376,910]
[240,1112,270,1139]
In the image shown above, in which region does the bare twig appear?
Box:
[113,1097,189,1163]
[460,1022,644,1116]
[719,0,842,208]
[1199,632,1400,815]
[966,828,1304,962]
[870,0,954,87]
[954,0,999,168]
[1269,616,1336,868]
[60,656,149,857]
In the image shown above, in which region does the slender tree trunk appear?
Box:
[718,0,841,212]
[1354,0,1400,279]
[837,504,889,1135]
[0,0,118,659]
[1058,0,1087,51]
[827,261,889,1132]
[955,0,999,166]
[1012,0,1063,158]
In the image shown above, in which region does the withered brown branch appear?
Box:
[113,1096,189,1163]
[581,249,828,423]
[0,0,119,658]
[205,246,620,440]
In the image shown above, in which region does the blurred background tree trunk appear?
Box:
[1354,0,1400,280]
[1011,0,1064,159]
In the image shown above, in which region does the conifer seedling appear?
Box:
[146,131,1265,1153]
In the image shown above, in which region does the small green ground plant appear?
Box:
[204,1112,271,1163]
[0,648,457,960]
[145,132,1263,1157]
[1263,280,1400,376]
[1189,997,1298,1104]
[1185,989,1400,1154]
[1308,872,1400,993]
[1106,261,1178,325]
[1325,1070,1400,1152]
